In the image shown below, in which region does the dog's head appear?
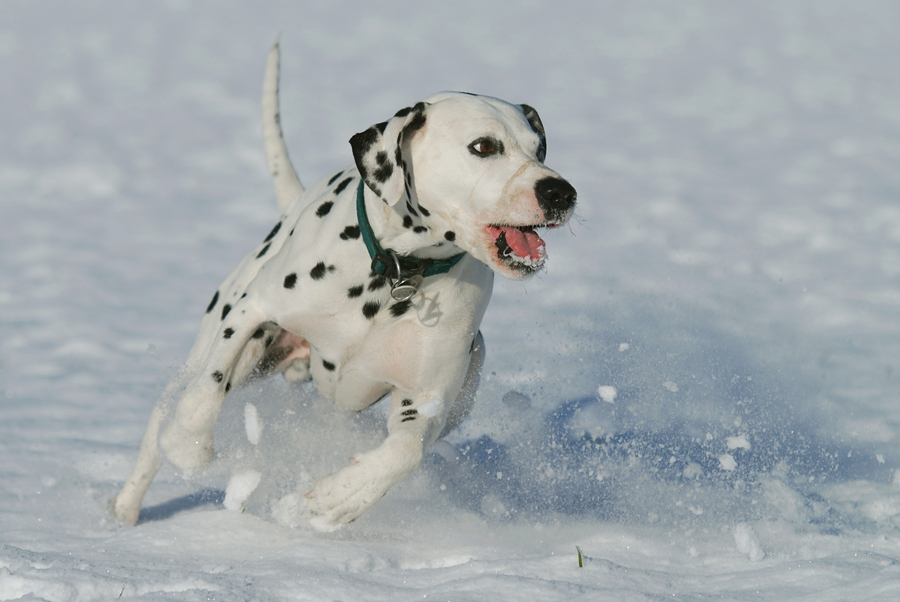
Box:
[351,92,576,281]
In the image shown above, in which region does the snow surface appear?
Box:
[2,0,900,600]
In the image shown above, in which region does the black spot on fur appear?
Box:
[265,335,274,347]
[340,225,360,240]
[348,285,364,298]
[401,416,417,423]
[368,275,388,291]
[289,228,294,236]
[520,104,547,162]
[310,262,334,280]
[413,226,428,234]
[350,128,379,184]
[418,204,430,217]
[401,409,418,416]
[334,176,353,195]
[256,243,271,259]
[263,221,282,243]
[284,273,297,289]
[316,201,334,217]
[223,328,234,339]
[402,215,413,229]
[327,170,345,186]
[221,304,232,320]
[390,300,411,317]
[212,371,224,383]
[252,328,265,339]
[405,200,418,217]
[402,104,427,139]
[206,290,219,313]
[322,360,335,372]
[401,398,413,406]
[394,147,403,167]
[373,152,393,183]
[351,127,379,158]
[394,106,412,118]
[444,231,456,242]
[375,120,388,134]
[362,301,380,319]
[225,382,231,393]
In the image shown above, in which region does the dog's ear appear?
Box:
[519,104,546,163]
[350,102,427,207]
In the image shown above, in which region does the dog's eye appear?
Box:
[468,137,504,158]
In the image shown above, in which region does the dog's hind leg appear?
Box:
[159,308,277,473]
[248,328,312,384]
[112,303,279,524]
[111,400,169,525]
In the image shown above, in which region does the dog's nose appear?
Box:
[534,177,577,221]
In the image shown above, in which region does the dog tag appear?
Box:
[391,275,423,301]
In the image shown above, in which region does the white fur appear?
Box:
[111,44,574,529]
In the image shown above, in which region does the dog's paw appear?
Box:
[304,456,386,529]
[304,434,424,529]
[159,421,214,474]
[109,494,140,526]
[283,358,311,383]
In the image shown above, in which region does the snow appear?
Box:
[222,470,261,512]
[2,0,900,600]
[596,385,617,403]
[243,403,262,445]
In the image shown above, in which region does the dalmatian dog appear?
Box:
[111,43,576,530]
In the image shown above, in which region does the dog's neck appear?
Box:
[361,182,464,261]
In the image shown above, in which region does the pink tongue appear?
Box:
[499,226,545,260]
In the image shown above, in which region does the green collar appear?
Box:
[356,179,466,282]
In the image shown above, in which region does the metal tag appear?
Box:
[390,275,423,301]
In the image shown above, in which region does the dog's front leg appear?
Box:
[304,391,447,530]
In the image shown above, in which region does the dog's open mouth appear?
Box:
[486,223,556,273]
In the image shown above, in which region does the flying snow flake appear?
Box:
[733,523,765,561]
[726,435,751,450]
[663,381,679,392]
[597,385,617,403]
[223,470,262,511]
[719,454,737,471]
[245,403,263,445]
[417,397,443,418]
[683,462,703,479]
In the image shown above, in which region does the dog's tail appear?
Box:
[262,41,304,212]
